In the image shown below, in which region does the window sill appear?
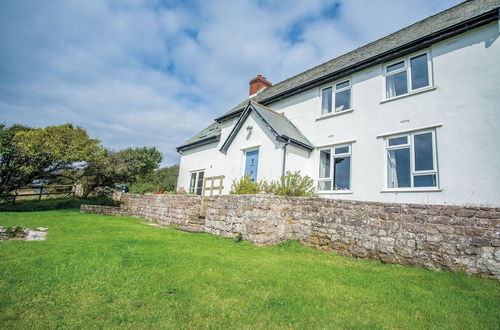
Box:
[380,188,442,193]
[380,86,436,104]
[316,109,354,121]
[317,190,353,195]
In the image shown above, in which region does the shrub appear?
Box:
[230,172,316,197]
[230,175,261,194]
[264,171,316,197]
[128,166,179,194]
[177,187,187,195]
[233,233,243,243]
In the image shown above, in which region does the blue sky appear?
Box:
[0,0,461,166]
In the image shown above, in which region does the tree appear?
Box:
[79,147,162,198]
[0,123,163,200]
[128,165,179,194]
[14,124,101,179]
[115,147,163,179]
[0,124,101,200]
[0,124,33,198]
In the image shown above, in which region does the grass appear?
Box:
[0,196,117,212]
[0,210,498,329]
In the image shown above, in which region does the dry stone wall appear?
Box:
[81,192,500,279]
[118,192,201,226]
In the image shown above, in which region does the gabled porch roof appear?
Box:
[219,101,314,153]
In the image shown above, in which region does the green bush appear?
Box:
[265,171,316,197]
[233,233,243,243]
[230,172,316,197]
[128,166,179,194]
[230,175,261,194]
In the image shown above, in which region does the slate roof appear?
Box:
[177,121,221,152]
[216,0,500,121]
[220,101,314,153]
[249,101,313,148]
[178,0,500,152]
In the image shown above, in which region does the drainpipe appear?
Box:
[282,138,290,176]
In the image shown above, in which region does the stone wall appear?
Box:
[81,193,500,279]
[80,204,129,217]
[81,192,202,227]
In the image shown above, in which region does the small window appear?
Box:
[388,136,408,146]
[386,71,408,98]
[386,130,438,189]
[410,54,429,90]
[387,148,411,188]
[386,61,405,72]
[318,145,351,191]
[189,170,205,195]
[321,79,352,115]
[334,146,349,154]
[335,81,351,112]
[385,52,431,99]
[318,149,331,190]
[321,87,332,115]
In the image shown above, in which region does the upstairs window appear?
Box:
[321,79,352,115]
[318,145,351,191]
[385,52,431,99]
[386,130,438,189]
[189,170,205,195]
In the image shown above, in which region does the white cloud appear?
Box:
[0,0,461,165]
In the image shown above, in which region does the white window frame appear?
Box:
[319,78,353,117]
[189,170,205,195]
[383,129,439,191]
[317,144,352,193]
[383,50,433,100]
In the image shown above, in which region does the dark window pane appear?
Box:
[388,136,407,146]
[333,156,350,190]
[321,87,332,114]
[414,133,433,171]
[196,171,204,195]
[386,61,404,72]
[387,148,411,188]
[410,54,429,89]
[335,89,351,112]
[190,173,197,193]
[334,146,349,154]
[336,81,350,90]
[319,150,331,178]
[386,71,408,98]
[318,180,332,191]
[414,175,436,187]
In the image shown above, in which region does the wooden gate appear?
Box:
[199,175,224,218]
[201,175,225,197]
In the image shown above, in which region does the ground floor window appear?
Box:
[189,170,205,195]
[318,144,351,191]
[386,130,438,189]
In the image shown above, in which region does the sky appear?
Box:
[0,0,462,166]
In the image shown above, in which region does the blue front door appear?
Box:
[245,150,259,182]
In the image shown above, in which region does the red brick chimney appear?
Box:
[249,75,272,96]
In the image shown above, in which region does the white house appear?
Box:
[177,0,500,207]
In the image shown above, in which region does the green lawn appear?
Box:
[0,210,498,329]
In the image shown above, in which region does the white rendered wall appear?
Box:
[178,22,500,206]
[177,112,305,194]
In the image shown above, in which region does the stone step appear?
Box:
[188,221,204,226]
[175,226,205,233]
